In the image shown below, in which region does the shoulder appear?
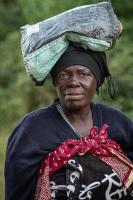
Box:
[92,102,133,131]
[8,102,58,142]
[18,102,57,127]
[96,103,132,122]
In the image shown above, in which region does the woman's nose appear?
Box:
[68,75,80,87]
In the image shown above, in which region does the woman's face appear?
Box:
[55,65,97,110]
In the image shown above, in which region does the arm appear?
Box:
[98,103,133,162]
[5,117,45,200]
[123,118,133,162]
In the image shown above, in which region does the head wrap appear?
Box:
[50,43,115,98]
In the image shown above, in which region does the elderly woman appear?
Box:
[5,43,133,200]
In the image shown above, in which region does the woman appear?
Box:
[5,44,133,200]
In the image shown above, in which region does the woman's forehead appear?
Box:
[62,65,91,72]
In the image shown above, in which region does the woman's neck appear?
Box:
[63,105,91,123]
[62,104,93,137]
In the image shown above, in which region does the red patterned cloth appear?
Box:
[35,124,133,200]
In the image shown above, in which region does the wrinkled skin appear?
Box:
[55,65,97,111]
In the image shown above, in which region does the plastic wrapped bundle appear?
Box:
[20,1,122,85]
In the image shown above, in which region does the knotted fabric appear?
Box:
[35,124,133,200]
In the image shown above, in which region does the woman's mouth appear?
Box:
[64,93,84,101]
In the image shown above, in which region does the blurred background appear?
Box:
[0,0,133,199]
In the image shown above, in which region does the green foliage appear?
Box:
[0,31,25,125]
[0,130,9,200]
[19,0,102,23]
[0,1,24,40]
[0,31,56,127]
[111,0,133,19]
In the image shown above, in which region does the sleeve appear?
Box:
[99,103,133,162]
[110,110,133,162]
[5,117,45,200]
[124,118,133,162]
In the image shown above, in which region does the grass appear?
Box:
[0,128,11,200]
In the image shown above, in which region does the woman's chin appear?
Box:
[64,99,86,110]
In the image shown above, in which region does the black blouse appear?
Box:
[5,101,133,200]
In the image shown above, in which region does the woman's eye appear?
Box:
[79,73,90,77]
[58,73,69,80]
